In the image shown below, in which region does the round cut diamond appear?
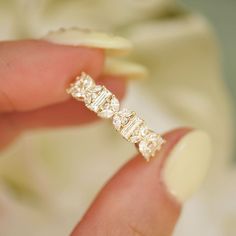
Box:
[76,74,94,89]
[67,72,166,161]
[112,109,133,131]
[138,131,165,161]
[113,116,122,130]
[98,96,120,118]
[67,73,94,101]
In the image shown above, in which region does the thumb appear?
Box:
[71,128,212,236]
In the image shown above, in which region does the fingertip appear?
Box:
[0,40,105,112]
[71,129,192,236]
[1,75,126,138]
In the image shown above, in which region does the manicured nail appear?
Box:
[43,27,132,55]
[104,58,148,80]
[163,130,212,203]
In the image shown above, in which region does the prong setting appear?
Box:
[67,72,165,161]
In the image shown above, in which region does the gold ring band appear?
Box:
[67,72,165,161]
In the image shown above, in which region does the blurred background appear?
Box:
[0,0,235,236]
[181,0,236,156]
[181,0,236,105]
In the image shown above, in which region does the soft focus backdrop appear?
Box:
[181,0,236,158]
[0,1,235,236]
[181,0,236,105]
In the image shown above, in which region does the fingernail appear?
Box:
[163,130,212,203]
[43,27,132,55]
[104,58,148,80]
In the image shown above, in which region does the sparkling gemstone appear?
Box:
[129,124,148,143]
[98,96,120,118]
[120,116,143,141]
[140,125,149,136]
[113,115,122,130]
[86,86,112,112]
[130,130,142,143]
[138,131,165,161]
[112,109,134,131]
[67,73,94,101]
[75,73,94,89]
[90,85,103,95]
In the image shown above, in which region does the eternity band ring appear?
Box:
[66,72,165,161]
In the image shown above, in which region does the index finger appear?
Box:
[0,40,104,112]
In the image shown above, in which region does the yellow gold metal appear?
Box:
[67,72,165,161]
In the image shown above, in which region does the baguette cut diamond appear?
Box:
[120,116,143,141]
[67,72,166,161]
[87,87,111,112]
[112,109,133,131]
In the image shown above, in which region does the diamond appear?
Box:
[130,130,142,143]
[98,95,120,118]
[112,109,143,141]
[140,125,149,136]
[138,131,165,161]
[129,124,148,143]
[86,86,111,112]
[113,115,122,130]
[120,116,143,141]
[67,73,94,101]
[112,109,133,131]
[67,72,166,161]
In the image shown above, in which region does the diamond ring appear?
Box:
[66,72,165,161]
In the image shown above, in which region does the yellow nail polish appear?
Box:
[104,58,148,80]
[163,130,212,203]
[43,27,132,55]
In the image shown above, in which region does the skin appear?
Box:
[0,40,189,235]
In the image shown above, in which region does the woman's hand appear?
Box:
[0,40,125,149]
[0,40,211,236]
